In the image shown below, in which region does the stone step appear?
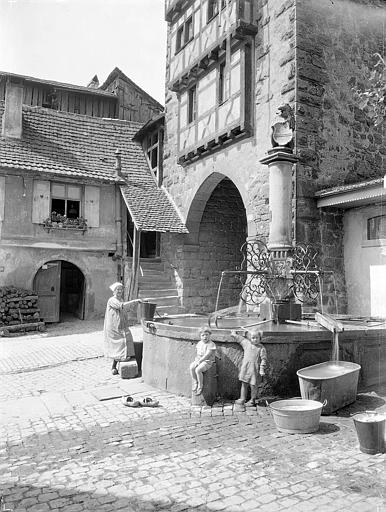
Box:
[139,288,178,298]
[139,276,173,286]
[140,269,166,276]
[141,295,180,306]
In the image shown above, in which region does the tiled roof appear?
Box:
[0,103,188,233]
[121,184,188,233]
[0,71,115,97]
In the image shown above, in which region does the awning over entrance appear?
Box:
[315,177,386,209]
[120,184,188,233]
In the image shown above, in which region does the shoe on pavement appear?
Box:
[122,396,141,408]
[142,397,159,407]
[111,368,119,375]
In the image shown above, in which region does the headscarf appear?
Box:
[109,282,123,293]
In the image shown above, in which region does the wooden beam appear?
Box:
[129,227,141,300]
[315,312,344,333]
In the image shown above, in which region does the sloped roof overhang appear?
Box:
[315,177,386,209]
[120,184,188,234]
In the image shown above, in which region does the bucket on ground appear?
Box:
[352,411,385,455]
[138,301,157,321]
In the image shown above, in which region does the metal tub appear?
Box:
[297,361,361,415]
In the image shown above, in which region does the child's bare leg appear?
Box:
[195,363,207,394]
[246,385,257,406]
[239,382,248,402]
[190,362,198,390]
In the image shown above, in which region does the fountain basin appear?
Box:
[297,361,361,414]
[142,316,385,400]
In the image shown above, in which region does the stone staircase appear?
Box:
[138,258,184,317]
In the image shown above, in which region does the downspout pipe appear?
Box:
[114,149,123,280]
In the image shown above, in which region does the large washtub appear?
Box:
[142,316,386,400]
[297,361,361,414]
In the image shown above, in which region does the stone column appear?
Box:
[260,147,299,257]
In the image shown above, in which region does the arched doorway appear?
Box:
[33,261,85,323]
[184,176,247,313]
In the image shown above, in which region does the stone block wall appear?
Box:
[162,0,298,313]
[295,0,386,311]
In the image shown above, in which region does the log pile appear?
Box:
[0,286,42,326]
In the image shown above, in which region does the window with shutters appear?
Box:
[32,180,100,230]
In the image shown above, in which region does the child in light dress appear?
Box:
[190,326,216,395]
[230,329,267,406]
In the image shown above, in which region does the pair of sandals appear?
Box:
[122,396,159,408]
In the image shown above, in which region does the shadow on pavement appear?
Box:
[0,483,215,512]
[333,393,386,418]
[316,422,340,435]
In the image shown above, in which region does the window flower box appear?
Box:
[41,212,88,233]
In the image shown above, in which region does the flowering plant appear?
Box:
[43,212,88,229]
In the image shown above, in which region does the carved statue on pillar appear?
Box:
[270,104,295,150]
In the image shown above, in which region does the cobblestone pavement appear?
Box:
[1,324,386,512]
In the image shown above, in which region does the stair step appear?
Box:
[140,269,166,276]
[145,296,180,306]
[139,289,178,298]
[138,277,173,290]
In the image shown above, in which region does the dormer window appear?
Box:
[175,16,194,53]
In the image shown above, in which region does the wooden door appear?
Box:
[34,261,61,322]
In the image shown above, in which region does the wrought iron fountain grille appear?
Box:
[238,239,322,306]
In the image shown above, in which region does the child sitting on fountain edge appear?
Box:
[190,326,216,395]
[230,328,268,406]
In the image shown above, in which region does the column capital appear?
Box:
[260,147,299,166]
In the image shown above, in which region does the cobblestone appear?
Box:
[1,327,386,511]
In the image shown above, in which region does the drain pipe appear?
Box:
[115,150,123,281]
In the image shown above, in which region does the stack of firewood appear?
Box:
[0,286,41,326]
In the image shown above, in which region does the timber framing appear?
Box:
[169,22,257,93]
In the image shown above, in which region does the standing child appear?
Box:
[190,326,216,395]
[230,329,267,406]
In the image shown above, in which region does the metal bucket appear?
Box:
[353,411,385,455]
[269,399,325,434]
[138,302,157,321]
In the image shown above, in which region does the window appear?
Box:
[51,183,82,219]
[218,61,229,104]
[175,16,194,53]
[367,215,386,240]
[208,0,219,21]
[188,86,197,124]
[146,132,159,172]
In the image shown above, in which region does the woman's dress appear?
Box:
[104,297,135,361]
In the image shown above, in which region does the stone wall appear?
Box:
[296,0,386,311]
[162,178,247,313]
[163,0,297,313]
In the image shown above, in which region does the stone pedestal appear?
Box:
[119,360,139,379]
[260,147,299,255]
[191,363,218,406]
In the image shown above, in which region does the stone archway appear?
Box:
[33,260,86,323]
[183,175,247,313]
